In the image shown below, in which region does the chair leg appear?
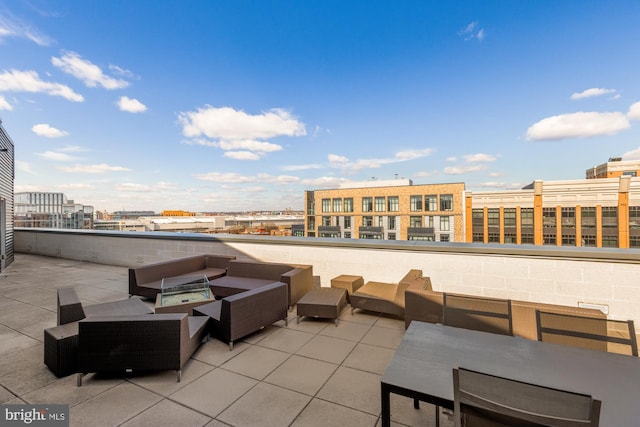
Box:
[76,373,83,387]
[229,341,234,351]
[177,370,181,382]
[435,405,440,427]
[414,398,419,409]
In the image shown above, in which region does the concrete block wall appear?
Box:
[15,229,640,325]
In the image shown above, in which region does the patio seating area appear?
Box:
[0,254,446,427]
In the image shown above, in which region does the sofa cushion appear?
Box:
[210,276,278,297]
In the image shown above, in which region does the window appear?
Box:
[504,233,516,244]
[344,216,351,229]
[322,199,331,213]
[488,233,500,243]
[322,216,331,226]
[543,234,556,245]
[562,235,576,246]
[440,216,450,231]
[581,207,596,229]
[410,216,422,227]
[472,209,484,227]
[375,197,386,212]
[503,208,516,227]
[410,195,422,211]
[332,198,342,212]
[487,209,500,226]
[439,234,450,242]
[426,216,434,228]
[344,232,351,239]
[362,197,373,212]
[602,236,618,247]
[520,208,534,227]
[362,216,373,226]
[344,198,354,212]
[388,232,396,240]
[425,195,438,211]
[377,216,384,227]
[388,216,396,230]
[387,196,399,212]
[602,207,617,228]
[521,233,534,244]
[440,194,453,211]
[542,208,556,228]
[472,233,484,243]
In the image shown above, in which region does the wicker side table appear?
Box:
[44,322,79,377]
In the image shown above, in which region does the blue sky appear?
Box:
[1,1,640,213]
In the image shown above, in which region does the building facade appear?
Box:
[15,192,93,229]
[467,176,640,248]
[304,179,465,242]
[0,121,14,270]
[586,157,640,179]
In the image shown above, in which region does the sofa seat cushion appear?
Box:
[188,316,209,337]
[210,276,279,297]
[84,298,152,318]
[354,281,397,301]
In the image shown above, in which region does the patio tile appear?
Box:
[264,355,338,395]
[374,315,406,331]
[22,374,123,407]
[70,382,162,427]
[343,343,396,375]
[221,345,290,380]
[317,366,381,415]
[319,319,371,342]
[291,398,378,427]
[240,324,279,345]
[170,368,257,418]
[0,362,58,395]
[0,384,16,403]
[0,304,54,330]
[340,310,380,326]
[361,325,405,349]
[286,315,332,334]
[218,382,310,427]
[257,327,315,353]
[128,359,215,396]
[0,343,44,377]
[296,334,357,365]
[388,394,449,427]
[120,399,212,427]
[0,333,40,356]
[192,339,249,367]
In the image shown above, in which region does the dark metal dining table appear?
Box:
[381,321,640,427]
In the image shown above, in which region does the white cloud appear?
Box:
[0,10,52,46]
[224,151,260,160]
[114,183,151,192]
[57,163,131,173]
[15,160,36,175]
[117,96,147,113]
[628,102,640,121]
[58,183,95,191]
[475,182,525,190]
[51,51,129,89]
[459,21,485,41]
[395,148,433,160]
[37,151,78,161]
[0,95,12,110]
[31,123,68,138]
[301,176,349,187]
[179,106,306,140]
[179,105,306,160]
[193,172,255,183]
[281,163,323,171]
[257,173,299,184]
[526,112,630,141]
[622,147,640,161]
[0,69,84,102]
[464,153,496,163]
[328,154,349,164]
[217,139,282,153]
[570,88,617,100]
[446,156,457,162]
[414,170,438,178]
[443,164,487,175]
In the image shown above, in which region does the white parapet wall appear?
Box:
[15,228,640,325]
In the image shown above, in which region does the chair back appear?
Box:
[443,293,513,336]
[453,367,601,427]
[536,310,638,356]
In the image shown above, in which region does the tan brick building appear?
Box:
[304,179,465,241]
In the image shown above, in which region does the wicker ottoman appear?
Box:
[44,322,79,377]
[330,274,364,303]
[297,287,347,326]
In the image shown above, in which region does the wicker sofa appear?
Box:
[209,260,313,308]
[128,254,236,298]
[76,313,208,385]
[349,270,432,318]
[404,286,607,340]
[194,281,289,350]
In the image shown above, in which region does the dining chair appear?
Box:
[443,293,513,336]
[453,367,601,427]
[536,310,638,356]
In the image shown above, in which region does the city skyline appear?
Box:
[1,1,640,212]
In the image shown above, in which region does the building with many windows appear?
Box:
[0,120,14,270]
[304,179,465,241]
[15,192,93,229]
[467,176,640,248]
[586,157,640,179]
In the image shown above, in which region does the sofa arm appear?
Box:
[280,266,313,307]
[404,288,443,330]
[57,288,86,325]
[205,255,236,270]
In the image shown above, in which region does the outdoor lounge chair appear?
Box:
[76,313,208,385]
[443,293,513,336]
[57,287,152,325]
[350,269,431,318]
[453,367,601,426]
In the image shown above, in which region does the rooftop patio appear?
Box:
[0,254,445,427]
